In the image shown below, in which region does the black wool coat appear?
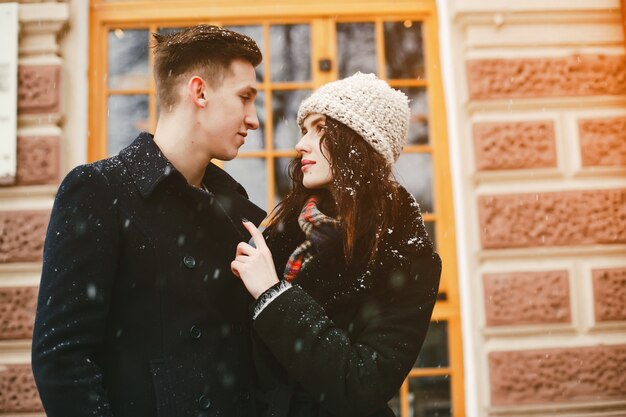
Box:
[251,187,442,417]
[31,132,266,417]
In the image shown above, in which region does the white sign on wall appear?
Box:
[0,3,18,184]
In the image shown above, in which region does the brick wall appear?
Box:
[450,0,626,415]
[0,1,70,415]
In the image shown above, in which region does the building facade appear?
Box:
[0,0,624,416]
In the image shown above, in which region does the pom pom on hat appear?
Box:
[297,72,410,166]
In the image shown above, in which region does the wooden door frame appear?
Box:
[621,0,626,41]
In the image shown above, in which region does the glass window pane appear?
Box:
[393,153,434,213]
[384,21,425,80]
[415,321,449,368]
[400,87,429,145]
[388,394,401,416]
[337,22,377,78]
[409,376,452,417]
[108,29,150,90]
[274,157,295,206]
[270,24,311,82]
[225,25,265,82]
[425,221,436,249]
[157,27,186,36]
[107,95,149,156]
[272,90,311,150]
[223,158,267,209]
[239,91,265,152]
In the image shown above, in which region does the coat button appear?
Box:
[197,394,211,410]
[189,325,202,339]
[183,255,196,269]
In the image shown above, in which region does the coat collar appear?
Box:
[119,132,266,232]
[118,132,176,199]
[119,132,251,199]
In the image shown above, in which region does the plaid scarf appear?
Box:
[284,196,341,282]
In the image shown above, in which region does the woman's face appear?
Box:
[296,113,333,189]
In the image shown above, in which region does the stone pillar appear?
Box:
[446,0,626,415]
[0,1,70,415]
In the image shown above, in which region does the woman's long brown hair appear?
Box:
[265,116,403,268]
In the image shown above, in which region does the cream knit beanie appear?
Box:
[297,72,410,166]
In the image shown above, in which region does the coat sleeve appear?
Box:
[31,165,118,417]
[252,252,442,417]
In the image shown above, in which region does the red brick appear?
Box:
[18,65,61,115]
[467,54,626,100]
[0,210,50,263]
[478,189,626,249]
[484,271,570,326]
[579,117,626,167]
[16,136,61,185]
[0,364,43,412]
[473,121,556,171]
[0,287,38,340]
[593,267,626,322]
[489,345,626,406]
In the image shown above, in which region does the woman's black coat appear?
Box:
[31,133,266,417]
[251,187,442,417]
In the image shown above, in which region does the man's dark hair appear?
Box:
[152,25,262,110]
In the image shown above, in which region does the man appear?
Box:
[32,25,265,417]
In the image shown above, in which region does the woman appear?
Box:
[231,72,441,417]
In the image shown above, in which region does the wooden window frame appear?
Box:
[89,1,464,416]
[622,0,626,43]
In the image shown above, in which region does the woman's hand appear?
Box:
[231,220,280,299]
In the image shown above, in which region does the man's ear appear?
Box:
[188,76,207,108]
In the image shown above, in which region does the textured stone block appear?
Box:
[579,117,626,167]
[489,345,626,406]
[473,121,556,171]
[478,189,626,249]
[0,364,43,412]
[17,65,61,115]
[0,287,38,340]
[593,267,626,322]
[16,135,61,185]
[0,210,50,263]
[484,271,570,326]
[467,54,626,100]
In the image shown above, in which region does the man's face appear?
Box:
[197,59,259,161]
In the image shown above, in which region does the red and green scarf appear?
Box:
[283,196,341,281]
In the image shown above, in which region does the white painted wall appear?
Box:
[60,0,89,171]
[0,3,19,184]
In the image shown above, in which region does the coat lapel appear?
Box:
[201,163,266,246]
[119,133,267,252]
